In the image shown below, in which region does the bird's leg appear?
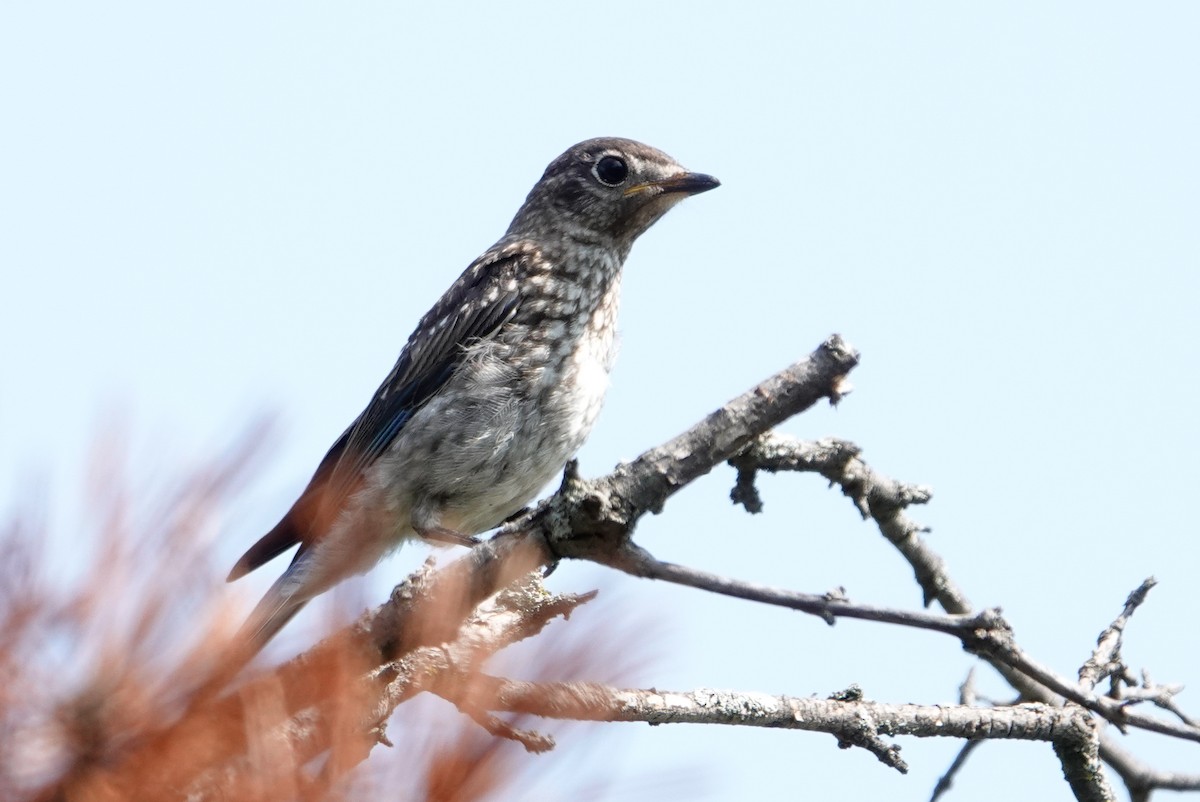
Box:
[411,502,481,548]
[414,525,480,548]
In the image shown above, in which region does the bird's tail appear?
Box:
[235,575,311,657]
[184,575,311,712]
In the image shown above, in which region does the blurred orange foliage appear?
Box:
[0,422,656,802]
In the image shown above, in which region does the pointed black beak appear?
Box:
[626,171,721,198]
[656,172,721,196]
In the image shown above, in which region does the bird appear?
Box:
[227,137,719,651]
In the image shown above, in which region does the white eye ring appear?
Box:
[592,154,629,187]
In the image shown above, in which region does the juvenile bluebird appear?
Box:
[228,137,719,649]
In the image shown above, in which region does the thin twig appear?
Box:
[597,539,987,636]
[1079,578,1156,691]
[929,740,982,802]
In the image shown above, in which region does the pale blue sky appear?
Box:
[2,3,1198,800]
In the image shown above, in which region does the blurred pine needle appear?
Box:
[0,419,662,802]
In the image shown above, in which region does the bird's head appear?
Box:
[508,137,719,249]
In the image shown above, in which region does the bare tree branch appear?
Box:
[594,538,984,634]
[1101,735,1200,801]
[729,433,961,609]
[728,431,1200,800]
[531,335,860,563]
[470,675,1115,779]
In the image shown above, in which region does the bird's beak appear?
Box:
[625,172,721,198]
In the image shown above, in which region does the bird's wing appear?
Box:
[227,248,527,581]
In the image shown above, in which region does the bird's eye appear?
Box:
[593,155,629,186]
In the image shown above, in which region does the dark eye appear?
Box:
[593,155,628,186]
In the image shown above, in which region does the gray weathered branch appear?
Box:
[727,431,1200,800]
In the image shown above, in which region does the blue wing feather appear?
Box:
[227,252,524,580]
